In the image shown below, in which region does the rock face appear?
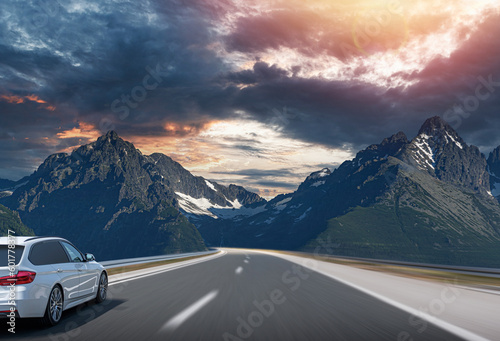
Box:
[0,132,263,260]
[488,146,500,203]
[194,116,500,267]
[400,117,490,194]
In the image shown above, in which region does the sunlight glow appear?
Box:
[216,0,500,89]
[131,117,353,196]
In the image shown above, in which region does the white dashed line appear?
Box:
[244,259,249,264]
[160,290,219,332]
[235,266,243,274]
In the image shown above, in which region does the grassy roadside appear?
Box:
[268,250,500,291]
[106,251,220,276]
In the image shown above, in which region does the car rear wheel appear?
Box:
[41,285,63,326]
[96,272,108,303]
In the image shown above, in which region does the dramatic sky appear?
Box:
[1,0,500,198]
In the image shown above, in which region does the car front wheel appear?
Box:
[96,272,108,303]
[41,285,63,326]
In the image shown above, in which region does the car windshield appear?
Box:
[0,245,25,266]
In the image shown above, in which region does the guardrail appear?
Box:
[101,250,218,269]
[295,251,500,278]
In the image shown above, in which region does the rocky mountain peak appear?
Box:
[401,117,489,194]
[351,132,409,168]
[305,168,331,181]
[106,130,120,139]
[296,168,331,192]
[93,130,129,149]
[71,130,138,163]
[418,116,456,136]
[414,116,466,152]
[382,131,409,146]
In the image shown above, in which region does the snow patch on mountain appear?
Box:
[445,132,463,149]
[273,197,292,211]
[312,181,325,187]
[295,207,312,222]
[226,198,242,209]
[205,180,217,192]
[275,197,292,206]
[175,192,263,220]
[413,134,436,170]
[175,192,221,219]
[318,168,330,177]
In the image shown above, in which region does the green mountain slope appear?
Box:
[306,157,500,267]
[0,204,34,236]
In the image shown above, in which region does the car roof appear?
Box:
[0,236,68,245]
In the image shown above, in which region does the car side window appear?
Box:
[60,242,84,262]
[29,241,70,265]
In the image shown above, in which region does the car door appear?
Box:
[29,241,82,302]
[60,242,96,299]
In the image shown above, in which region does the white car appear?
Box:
[0,236,108,326]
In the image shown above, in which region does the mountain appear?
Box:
[488,146,500,203]
[0,177,30,199]
[195,117,500,267]
[399,116,490,194]
[0,204,34,236]
[0,178,16,199]
[3,118,500,266]
[0,179,16,190]
[0,132,263,260]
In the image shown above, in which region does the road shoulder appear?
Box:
[255,250,498,341]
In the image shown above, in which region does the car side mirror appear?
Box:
[85,253,95,262]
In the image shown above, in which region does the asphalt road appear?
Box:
[1,250,464,341]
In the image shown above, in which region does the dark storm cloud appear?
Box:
[225,62,289,85]
[0,0,233,179]
[1,0,500,183]
[221,63,408,151]
[220,9,500,153]
[222,7,360,62]
[403,13,500,151]
[0,0,231,130]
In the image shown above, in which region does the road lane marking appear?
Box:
[235,266,243,274]
[160,290,219,332]
[254,250,489,341]
[243,259,249,264]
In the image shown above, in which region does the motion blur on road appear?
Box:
[2,249,488,341]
